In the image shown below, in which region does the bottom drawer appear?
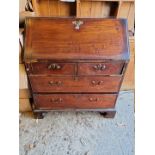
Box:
[33,94,118,110]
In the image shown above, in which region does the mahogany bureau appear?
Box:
[24,17,130,119]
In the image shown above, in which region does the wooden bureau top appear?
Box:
[24,17,130,61]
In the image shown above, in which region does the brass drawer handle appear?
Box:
[72,20,83,30]
[48,63,62,70]
[93,64,106,71]
[50,98,63,103]
[89,98,99,102]
[91,80,103,86]
[48,81,62,86]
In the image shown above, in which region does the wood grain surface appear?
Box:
[29,75,122,93]
[33,94,117,110]
[78,62,124,75]
[24,17,129,61]
[23,17,129,117]
[27,62,75,75]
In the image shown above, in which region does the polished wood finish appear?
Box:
[78,62,124,75]
[33,94,117,110]
[24,18,129,61]
[31,0,134,33]
[24,17,129,118]
[28,0,134,92]
[26,61,124,75]
[27,62,75,75]
[29,76,122,93]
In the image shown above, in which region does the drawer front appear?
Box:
[33,94,117,110]
[27,62,75,75]
[29,76,122,93]
[78,62,124,75]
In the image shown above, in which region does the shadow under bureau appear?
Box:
[24,17,130,119]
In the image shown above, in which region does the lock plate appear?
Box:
[72,20,84,30]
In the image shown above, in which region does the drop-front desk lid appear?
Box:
[24,17,130,61]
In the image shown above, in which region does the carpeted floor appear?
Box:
[19,91,134,155]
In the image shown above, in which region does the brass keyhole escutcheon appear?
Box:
[72,20,84,30]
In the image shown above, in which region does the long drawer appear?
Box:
[29,76,122,93]
[33,94,117,110]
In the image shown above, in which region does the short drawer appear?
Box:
[29,76,122,93]
[26,62,75,75]
[78,62,124,75]
[33,94,117,110]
